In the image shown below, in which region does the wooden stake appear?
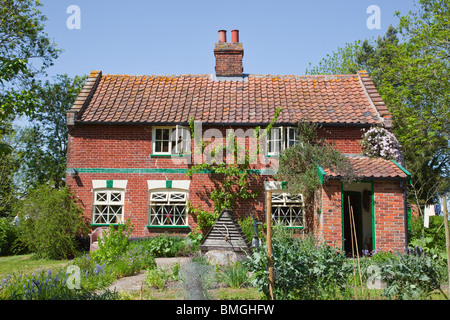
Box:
[350,202,364,295]
[442,194,450,299]
[266,190,274,300]
[348,197,357,299]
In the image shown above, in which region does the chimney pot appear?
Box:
[218,30,227,43]
[231,30,239,42]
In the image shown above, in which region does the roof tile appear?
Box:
[324,156,408,180]
[71,72,389,126]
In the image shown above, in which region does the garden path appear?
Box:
[107,257,190,293]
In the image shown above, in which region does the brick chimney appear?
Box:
[214,29,244,77]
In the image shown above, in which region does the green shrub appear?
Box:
[0,217,19,256]
[219,261,249,289]
[409,215,448,270]
[245,229,351,300]
[187,230,204,249]
[144,268,172,290]
[91,219,134,263]
[75,257,115,291]
[380,248,442,300]
[109,245,156,278]
[238,215,265,245]
[13,185,90,260]
[135,234,193,257]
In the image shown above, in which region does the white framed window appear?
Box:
[152,126,190,155]
[92,189,125,224]
[267,127,283,155]
[287,127,300,147]
[271,192,304,227]
[266,127,300,155]
[148,189,188,226]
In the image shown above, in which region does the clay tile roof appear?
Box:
[324,156,409,180]
[70,70,391,127]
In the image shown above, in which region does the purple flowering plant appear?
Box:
[361,126,402,162]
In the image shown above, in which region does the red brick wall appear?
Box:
[68,123,403,243]
[373,181,406,253]
[319,180,343,248]
[66,124,275,237]
[318,126,364,154]
[317,180,406,253]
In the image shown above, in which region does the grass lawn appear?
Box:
[0,254,71,280]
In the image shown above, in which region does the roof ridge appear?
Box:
[67,70,102,126]
[357,70,392,128]
[97,73,360,79]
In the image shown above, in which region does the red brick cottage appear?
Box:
[66,30,411,254]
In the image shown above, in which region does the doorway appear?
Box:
[343,191,363,257]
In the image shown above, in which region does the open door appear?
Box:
[343,192,363,257]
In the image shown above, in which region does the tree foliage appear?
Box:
[14,184,90,260]
[19,74,86,189]
[0,0,60,155]
[0,130,22,217]
[306,0,449,207]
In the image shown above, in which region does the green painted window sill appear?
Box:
[150,154,191,157]
[146,225,190,229]
[90,223,120,227]
[275,225,304,229]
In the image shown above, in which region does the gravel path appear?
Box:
[107,257,190,293]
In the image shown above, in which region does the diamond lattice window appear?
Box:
[271,192,304,227]
[92,189,124,224]
[149,190,188,226]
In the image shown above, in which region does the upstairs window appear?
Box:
[270,192,304,227]
[152,126,190,155]
[92,189,124,224]
[148,190,188,226]
[267,127,300,156]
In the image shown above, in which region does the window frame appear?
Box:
[152,126,191,156]
[266,126,300,156]
[270,191,305,228]
[92,188,125,225]
[148,188,189,227]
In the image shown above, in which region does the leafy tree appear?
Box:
[14,184,90,260]
[306,0,449,210]
[0,0,60,154]
[19,74,86,188]
[0,129,23,217]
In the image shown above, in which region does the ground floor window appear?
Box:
[148,190,188,226]
[92,189,124,224]
[271,192,304,227]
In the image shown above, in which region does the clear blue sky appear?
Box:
[40,0,418,79]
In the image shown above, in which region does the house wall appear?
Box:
[373,181,407,253]
[66,123,369,238]
[318,180,407,253]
